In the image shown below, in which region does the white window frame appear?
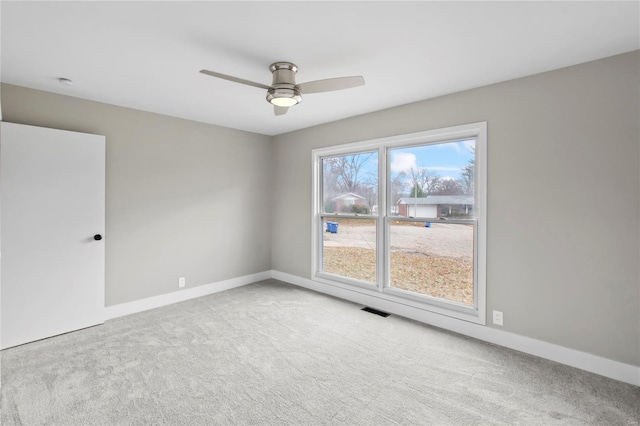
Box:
[312,122,487,324]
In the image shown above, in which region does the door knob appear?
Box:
[93,234,102,241]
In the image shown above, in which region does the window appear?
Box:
[312,123,486,323]
[320,151,378,285]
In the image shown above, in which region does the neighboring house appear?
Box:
[371,205,398,215]
[397,196,474,218]
[333,192,367,212]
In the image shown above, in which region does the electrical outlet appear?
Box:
[178,277,186,288]
[493,310,503,326]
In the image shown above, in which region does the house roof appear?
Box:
[397,196,474,205]
[333,193,366,201]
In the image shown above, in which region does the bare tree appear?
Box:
[322,160,340,209]
[361,173,378,210]
[323,153,376,212]
[460,150,475,196]
[407,167,440,197]
[326,153,374,194]
[434,178,464,195]
[390,172,407,204]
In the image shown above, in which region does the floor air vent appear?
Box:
[361,307,390,317]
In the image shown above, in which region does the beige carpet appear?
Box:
[2,279,639,425]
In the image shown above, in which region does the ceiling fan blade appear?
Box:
[199,69,270,90]
[297,76,365,94]
[274,106,289,116]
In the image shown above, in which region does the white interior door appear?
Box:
[1,122,105,349]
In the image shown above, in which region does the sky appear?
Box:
[324,138,476,196]
[389,139,475,181]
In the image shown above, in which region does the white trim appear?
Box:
[311,122,487,324]
[311,149,321,280]
[314,269,481,323]
[311,123,486,156]
[103,270,639,386]
[272,270,640,387]
[474,122,488,324]
[104,271,272,320]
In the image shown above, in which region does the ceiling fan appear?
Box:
[199,62,365,116]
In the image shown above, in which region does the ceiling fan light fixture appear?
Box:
[270,97,298,107]
[267,86,301,107]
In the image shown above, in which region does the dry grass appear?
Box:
[390,250,473,306]
[323,246,377,282]
[323,246,473,306]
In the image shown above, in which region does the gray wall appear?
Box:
[2,51,638,367]
[1,84,273,306]
[271,51,640,366]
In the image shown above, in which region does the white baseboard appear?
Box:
[271,270,640,387]
[105,271,272,320]
[103,269,639,387]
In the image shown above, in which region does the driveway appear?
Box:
[323,222,473,259]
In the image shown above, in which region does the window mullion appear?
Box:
[376,145,386,292]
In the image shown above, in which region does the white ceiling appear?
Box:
[2,1,638,136]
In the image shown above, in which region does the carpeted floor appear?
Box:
[2,279,639,425]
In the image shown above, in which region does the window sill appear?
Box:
[314,273,485,325]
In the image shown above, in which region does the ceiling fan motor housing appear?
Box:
[270,62,297,85]
[266,62,302,106]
